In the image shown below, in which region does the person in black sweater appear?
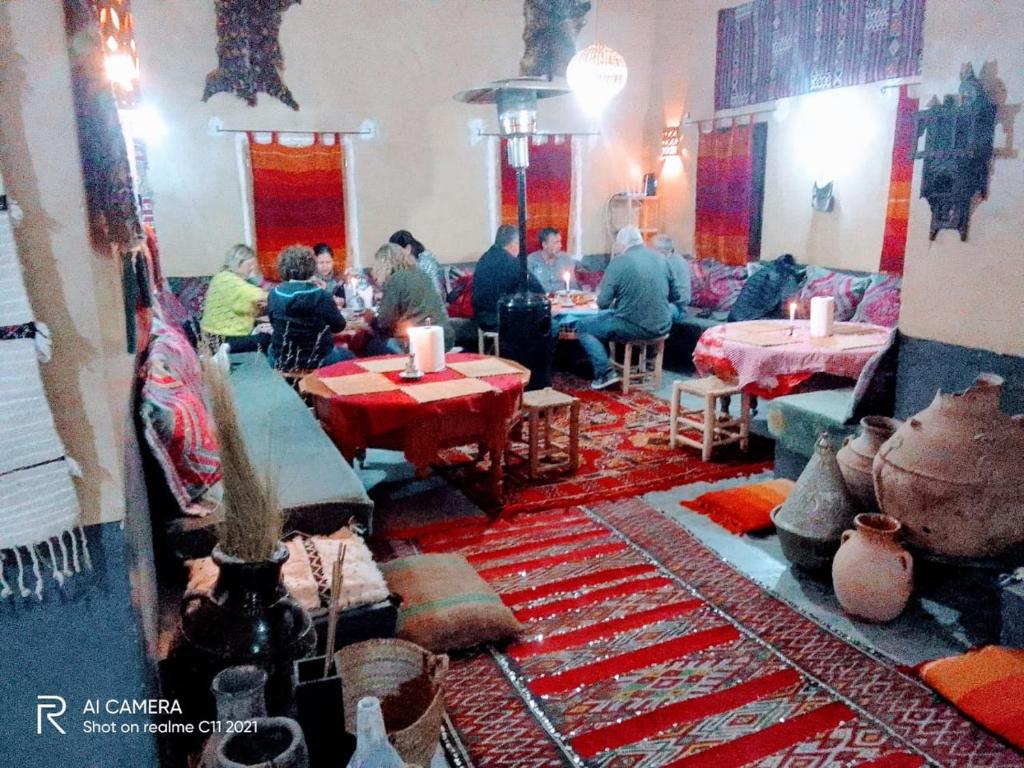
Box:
[268,245,353,371]
[471,224,544,332]
[727,253,803,322]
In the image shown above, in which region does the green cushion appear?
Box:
[766,388,857,457]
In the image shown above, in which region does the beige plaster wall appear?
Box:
[133,0,656,275]
[0,1,132,525]
[648,0,906,272]
[898,0,1024,356]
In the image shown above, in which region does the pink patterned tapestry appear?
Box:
[715,0,926,111]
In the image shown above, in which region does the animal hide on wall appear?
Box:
[520,0,590,80]
[202,0,301,110]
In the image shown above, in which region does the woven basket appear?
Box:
[335,638,448,767]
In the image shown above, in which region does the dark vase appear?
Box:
[180,544,316,715]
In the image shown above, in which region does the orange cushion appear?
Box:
[919,646,1024,749]
[681,479,794,534]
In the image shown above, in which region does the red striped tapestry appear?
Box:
[879,86,919,275]
[694,122,767,265]
[249,133,347,280]
[715,0,926,111]
[501,136,571,251]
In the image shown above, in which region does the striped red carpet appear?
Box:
[391,498,1023,767]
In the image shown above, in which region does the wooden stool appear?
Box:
[670,376,751,462]
[609,335,668,393]
[511,388,580,478]
[477,328,500,356]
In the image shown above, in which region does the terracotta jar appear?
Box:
[837,416,901,512]
[832,514,913,622]
[872,374,1024,559]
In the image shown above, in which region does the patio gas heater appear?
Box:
[454,78,570,389]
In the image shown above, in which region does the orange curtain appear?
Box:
[249,134,347,280]
[694,122,767,265]
[501,136,572,251]
[879,86,919,275]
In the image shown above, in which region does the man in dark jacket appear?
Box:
[268,245,352,371]
[471,224,544,332]
[727,253,803,322]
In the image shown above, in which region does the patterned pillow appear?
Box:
[851,275,901,327]
[691,259,747,312]
[797,266,871,321]
[140,319,221,513]
[446,273,474,319]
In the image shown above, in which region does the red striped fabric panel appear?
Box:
[571,667,801,758]
[514,575,676,623]
[420,513,592,552]
[501,564,658,606]
[663,702,855,768]
[854,753,926,768]
[531,624,740,697]
[466,528,610,565]
[507,600,704,660]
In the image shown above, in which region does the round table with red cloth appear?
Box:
[693,320,894,399]
[300,353,529,501]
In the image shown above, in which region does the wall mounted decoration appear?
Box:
[810,181,834,213]
[203,0,301,111]
[248,133,347,279]
[879,85,920,273]
[715,0,925,111]
[520,0,591,80]
[95,0,139,107]
[913,64,997,241]
[694,121,768,265]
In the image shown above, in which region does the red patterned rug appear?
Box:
[388,499,1023,767]
[436,374,771,514]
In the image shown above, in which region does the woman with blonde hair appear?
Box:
[200,244,269,352]
[364,242,454,355]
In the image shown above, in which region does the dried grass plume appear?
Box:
[201,354,282,561]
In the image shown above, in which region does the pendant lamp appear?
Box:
[566,43,627,114]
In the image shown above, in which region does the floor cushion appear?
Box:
[798,266,871,321]
[851,275,901,327]
[380,553,523,653]
[681,479,795,534]
[919,646,1024,750]
[187,529,390,616]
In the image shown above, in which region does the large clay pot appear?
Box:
[837,416,901,512]
[832,514,913,622]
[773,433,858,574]
[216,717,308,768]
[873,374,1024,559]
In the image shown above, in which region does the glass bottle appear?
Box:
[346,697,403,768]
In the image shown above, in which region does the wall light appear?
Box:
[660,125,680,159]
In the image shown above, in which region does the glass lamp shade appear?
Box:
[497,89,538,136]
[566,44,628,114]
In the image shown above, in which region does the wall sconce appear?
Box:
[661,126,680,159]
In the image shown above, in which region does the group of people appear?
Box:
[199,221,696,388]
[198,229,454,371]
[471,224,693,390]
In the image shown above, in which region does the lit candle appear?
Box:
[562,270,571,293]
[789,301,797,322]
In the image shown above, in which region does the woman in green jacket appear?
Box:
[199,244,269,352]
[365,243,454,355]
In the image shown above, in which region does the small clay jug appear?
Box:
[836,416,901,512]
[832,514,913,622]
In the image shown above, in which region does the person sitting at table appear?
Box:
[389,230,447,301]
[267,244,353,371]
[363,243,455,356]
[200,244,269,353]
[312,242,343,297]
[651,233,692,323]
[527,227,578,294]
[471,224,545,333]
[576,225,680,390]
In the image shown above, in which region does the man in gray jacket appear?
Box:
[576,226,680,389]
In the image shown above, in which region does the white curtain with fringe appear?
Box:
[0,167,88,600]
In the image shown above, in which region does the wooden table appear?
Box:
[300,353,530,502]
[693,320,894,398]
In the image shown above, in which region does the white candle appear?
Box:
[809,296,835,338]
[563,270,571,293]
[789,301,797,323]
[408,326,445,373]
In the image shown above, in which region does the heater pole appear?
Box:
[516,166,529,292]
